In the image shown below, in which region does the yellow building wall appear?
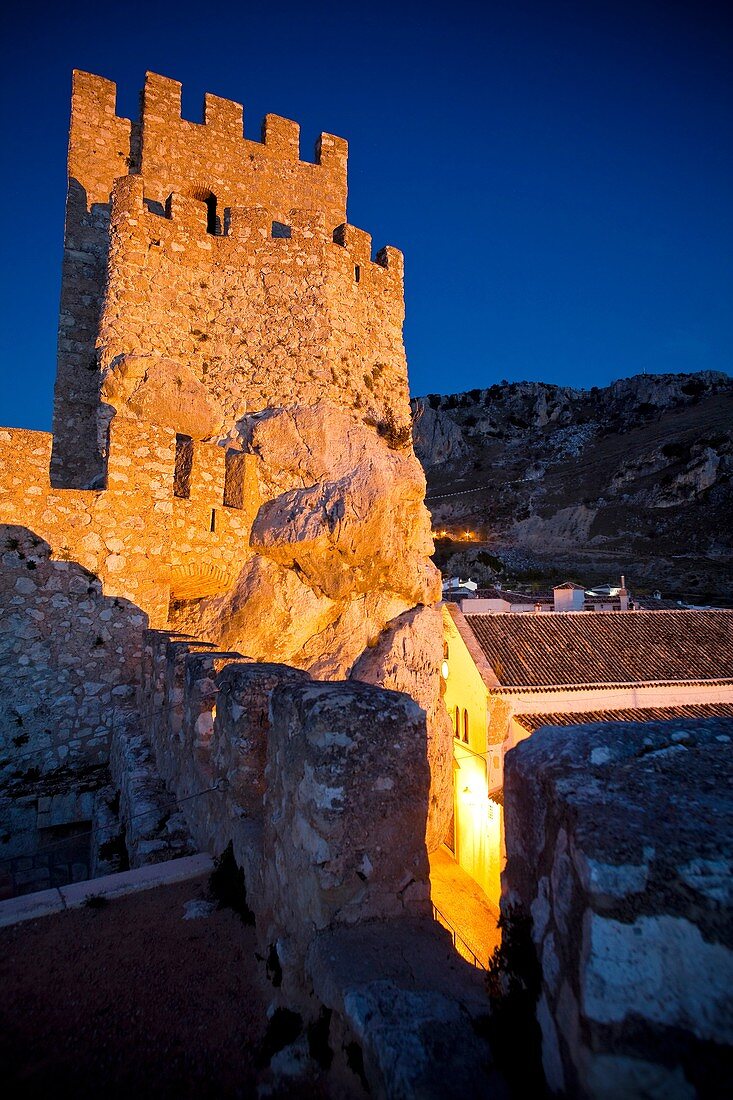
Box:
[441,605,501,907]
[442,606,489,756]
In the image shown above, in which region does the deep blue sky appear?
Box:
[0,0,730,430]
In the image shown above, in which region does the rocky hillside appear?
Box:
[412,371,733,601]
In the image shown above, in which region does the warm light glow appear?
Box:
[462,783,479,807]
[431,528,480,542]
[441,659,450,680]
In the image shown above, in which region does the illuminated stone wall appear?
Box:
[1,70,449,864]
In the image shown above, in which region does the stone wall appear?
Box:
[98,177,408,447]
[502,716,733,1099]
[50,69,356,485]
[0,419,256,775]
[0,524,143,774]
[127,628,501,1097]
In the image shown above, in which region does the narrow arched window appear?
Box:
[454,706,460,738]
[204,194,217,234]
[463,709,469,743]
[185,187,219,234]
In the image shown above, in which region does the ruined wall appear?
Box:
[502,716,733,1098]
[0,420,255,773]
[0,524,142,774]
[129,629,501,1098]
[138,633,432,971]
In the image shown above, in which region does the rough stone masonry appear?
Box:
[502,716,733,1099]
[0,70,453,849]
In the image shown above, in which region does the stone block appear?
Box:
[263,680,431,976]
[502,716,733,1098]
[212,661,311,816]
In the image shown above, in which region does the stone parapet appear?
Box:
[307,920,506,1100]
[125,629,500,1097]
[502,715,733,1098]
[263,680,432,979]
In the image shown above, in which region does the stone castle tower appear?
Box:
[52,70,409,489]
[0,70,450,851]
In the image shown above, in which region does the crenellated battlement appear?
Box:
[70,69,348,198]
[53,68,408,488]
[0,417,259,630]
[109,172,401,281]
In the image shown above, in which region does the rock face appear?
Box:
[177,402,441,684]
[351,605,453,852]
[263,680,432,974]
[415,371,733,599]
[502,715,733,1098]
[100,354,225,440]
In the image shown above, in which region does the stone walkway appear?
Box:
[429,847,501,968]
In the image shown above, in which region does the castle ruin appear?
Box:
[0,73,489,1081]
[0,71,453,848]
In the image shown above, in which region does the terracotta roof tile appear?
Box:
[463,609,733,688]
[473,588,552,603]
[515,702,733,733]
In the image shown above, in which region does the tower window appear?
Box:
[204,194,217,235]
[210,508,216,533]
[272,221,292,239]
[463,709,469,744]
[354,264,361,283]
[174,435,193,499]
[454,706,460,739]
[223,450,247,509]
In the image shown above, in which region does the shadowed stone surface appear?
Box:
[263,680,432,977]
[308,918,507,1100]
[351,604,453,852]
[503,716,733,1099]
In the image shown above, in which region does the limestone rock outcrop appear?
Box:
[351,605,454,852]
[181,402,441,678]
[101,354,225,439]
[415,371,733,598]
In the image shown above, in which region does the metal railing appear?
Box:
[432,902,486,970]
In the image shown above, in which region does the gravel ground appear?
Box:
[0,875,283,1099]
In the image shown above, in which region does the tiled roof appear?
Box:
[514,702,733,733]
[633,596,699,610]
[462,609,733,688]
[473,588,552,604]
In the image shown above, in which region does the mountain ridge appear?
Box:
[412,370,733,601]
